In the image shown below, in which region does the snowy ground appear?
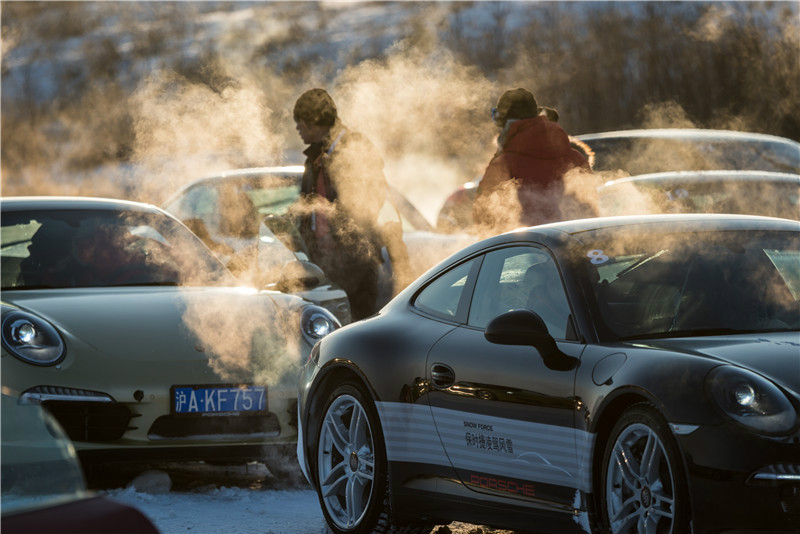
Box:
[96,462,328,534]
[110,484,326,534]
[97,462,500,534]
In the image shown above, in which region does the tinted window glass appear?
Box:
[414,259,475,320]
[468,247,573,339]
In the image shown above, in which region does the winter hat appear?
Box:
[493,88,540,127]
[293,88,338,127]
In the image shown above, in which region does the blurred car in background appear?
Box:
[2,392,159,533]
[298,213,800,534]
[579,128,800,175]
[1,196,339,475]
[163,166,351,324]
[437,129,800,231]
[163,167,473,319]
[598,170,800,220]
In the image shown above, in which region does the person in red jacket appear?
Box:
[472,88,591,234]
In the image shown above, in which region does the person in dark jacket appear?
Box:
[292,88,391,321]
[472,88,591,234]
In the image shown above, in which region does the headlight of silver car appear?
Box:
[300,305,340,346]
[706,365,797,435]
[1,307,66,366]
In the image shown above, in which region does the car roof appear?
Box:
[1,196,163,214]
[575,128,800,147]
[600,170,800,188]
[393,213,799,307]
[471,214,800,251]
[533,213,797,234]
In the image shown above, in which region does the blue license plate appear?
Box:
[172,385,266,415]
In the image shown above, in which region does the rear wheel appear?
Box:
[600,404,690,534]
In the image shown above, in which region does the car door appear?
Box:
[425,245,590,508]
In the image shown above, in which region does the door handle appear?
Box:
[430,363,455,389]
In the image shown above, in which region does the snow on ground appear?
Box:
[94,462,326,533]
[108,484,327,534]
[97,463,504,534]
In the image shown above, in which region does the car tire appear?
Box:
[599,403,690,534]
[315,383,424,534]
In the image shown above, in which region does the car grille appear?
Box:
[43,400,137,442]
[147,412,280,440]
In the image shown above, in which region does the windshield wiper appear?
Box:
[620,327,768,340]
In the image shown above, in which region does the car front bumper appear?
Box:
[677,422,800,532]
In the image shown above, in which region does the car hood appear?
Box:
[631,332,800,393]
[2,287,302,375]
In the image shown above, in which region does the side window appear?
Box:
[468,247,574,340]
[413,259,476,321]
[175,185,221,236]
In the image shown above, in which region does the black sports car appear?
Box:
[298,214,800,534]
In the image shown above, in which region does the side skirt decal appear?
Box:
[376,402,595,493]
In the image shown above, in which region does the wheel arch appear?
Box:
[589,391,655,499]
[589,393,694,532]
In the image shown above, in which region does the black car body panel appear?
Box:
[299,214,800,533]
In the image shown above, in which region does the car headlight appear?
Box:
[706,365,797,435]
[300,306,340,346]
[1,308,66,366]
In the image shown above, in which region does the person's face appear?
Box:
[295,118,329,145]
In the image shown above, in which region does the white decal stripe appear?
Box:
[376,402,450,465]
[431,405,594,491]
[375,401,595,493]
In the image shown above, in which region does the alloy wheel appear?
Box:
[605,422,677,533]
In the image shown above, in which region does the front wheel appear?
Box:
[600,404,690,534]
[315,383,388,534]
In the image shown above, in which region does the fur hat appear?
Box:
[293,88,338,127]
[493,88,540,127]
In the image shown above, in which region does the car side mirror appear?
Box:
[276,260,326,292]
[485,309,553,347]
[484,309,578,371]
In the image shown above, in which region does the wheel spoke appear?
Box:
[613,442,641,491]
[345,477,358,525]
[652,489,675,520]
[640,430,661,484]
[613,502,640,533]
[610,494,638,522]
[324,410,350,455]
[350,403,365,447]
[321,468,348,498]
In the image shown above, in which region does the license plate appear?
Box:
[172,385,266,415]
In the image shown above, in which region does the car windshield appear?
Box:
[1,209,234,290]
[586,137,800,175]
[580,229,800,339]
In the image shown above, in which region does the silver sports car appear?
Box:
[1,196,339,474]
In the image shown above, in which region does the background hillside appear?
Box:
[2,1,798,221]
